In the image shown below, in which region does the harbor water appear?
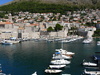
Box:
[0,38,100,75]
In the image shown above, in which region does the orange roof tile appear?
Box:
[5,22,12,24]
[30,24,39,26]
[0,22,12,24]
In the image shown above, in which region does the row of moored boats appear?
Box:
[0,40,20,45]
[44,48,75,74]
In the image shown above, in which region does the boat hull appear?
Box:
[49,65,66,68]
[1,42,13,45]
[51,59,71,65]
[45,69,62,73]
[83,62,97,66]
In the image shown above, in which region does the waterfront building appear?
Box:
[78,26,96,37]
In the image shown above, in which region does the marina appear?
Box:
[0,38,99,75]
[0,0,100,75]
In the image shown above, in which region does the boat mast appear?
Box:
[61,42,63,49]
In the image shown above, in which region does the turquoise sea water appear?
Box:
[0,38,100,75]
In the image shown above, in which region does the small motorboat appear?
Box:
[1,40,13,45]
[49,65,66,68]
[45,69,62,73]
[55,49,75,55]
[97,41,100,45]
[83,62,97,66]
[51,59,71,65]
[52,54,72,60]
[83,38,93,44]
[32,72,37,75]
[82,59,97,66]
[84,69,100,75]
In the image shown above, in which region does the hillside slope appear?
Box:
[13,0,99,5]
[0,0,100,14]
[0,0,100,6]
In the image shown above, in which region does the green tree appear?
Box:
[0,13,5,18]
[92,0,97,4]
[93,29,100,37]
[47,26,54,32]
[4,16,8,19]
[68,27,78,35]
[85,22,96,27]
[54,24,63,31]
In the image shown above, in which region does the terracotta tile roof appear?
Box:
[0,22,12,24]
[5,22,12,24]
[30,23,39,26]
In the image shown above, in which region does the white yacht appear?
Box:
[83,62,97,66]
[55,49,75,55]
[6,40,20,44]
[51,59,71,65]
[45,69,62,73]
[52,54,72,60]
[49,65,66,69]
